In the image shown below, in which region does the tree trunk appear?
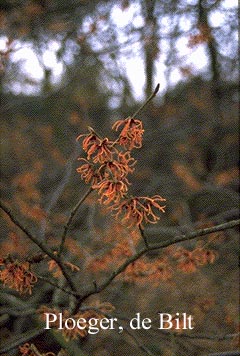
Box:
[142,0,158,99]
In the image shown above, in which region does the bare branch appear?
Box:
[116,314,239,342]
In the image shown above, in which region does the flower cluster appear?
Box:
[111,195,166,227]
[112,117,144,150]
[0,259,37,294]
[77,118,166,227]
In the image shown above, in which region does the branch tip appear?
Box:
[131,83,160,118]
[154,83,160,95]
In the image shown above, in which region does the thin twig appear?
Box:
[58,187,93,256]
[73,248,147,311]
[131,83,160,118]
[117,321,156,356]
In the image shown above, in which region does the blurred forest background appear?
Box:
[0,0,239,356]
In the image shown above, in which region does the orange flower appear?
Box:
[125,259,154,280]
[0,261,37,294]
[117,151,136,173]
[76,158,101,184]
[77,131,100,153]
[111,195,166,227]
[173,248,196,273]
[93,178,129,205]
[77,158,95,183]
[99,151,136,180]
[77,131,113,163]
[118,150,135,163]
[91,137,114,163]
[112,117,144,150]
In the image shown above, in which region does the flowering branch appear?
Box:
[74,219,240,309]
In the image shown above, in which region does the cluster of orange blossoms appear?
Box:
[77,118,166,227]
[0,259,37,294]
